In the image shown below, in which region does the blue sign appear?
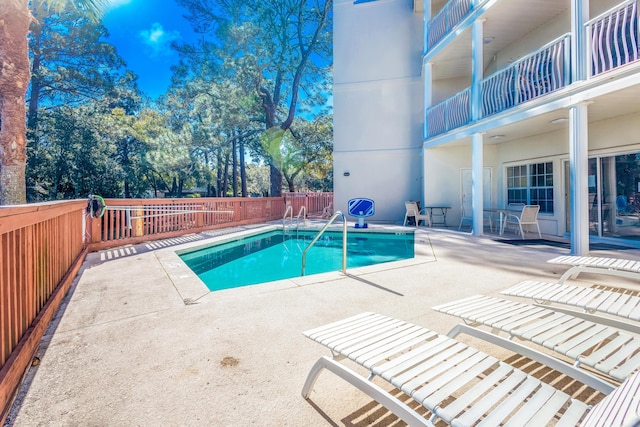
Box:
[348,198,375,218]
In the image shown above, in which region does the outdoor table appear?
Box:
[423,206,451,227]
[485,206,523,235]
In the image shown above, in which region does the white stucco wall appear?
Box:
[333,0,424,222]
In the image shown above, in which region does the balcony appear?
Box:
[425,34,571,138]
[427,0,472,51]
[424,0,640,140]
[425,88,470,138]
[587,0,639,78]
[481,34,571,117]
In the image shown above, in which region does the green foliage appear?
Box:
[23,0,333,201]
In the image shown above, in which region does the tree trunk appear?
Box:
[269,164,282,197]
[0,1,31,205]
[239,139,247,197]
[171,176,177,197]
[231,136,238,197]
[216,150,223,197]
[221,152,230,197]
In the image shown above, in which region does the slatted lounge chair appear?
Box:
[300,312,639,427]
[502,280,640,324]
[548,255,640,284]
[432,294,640,382]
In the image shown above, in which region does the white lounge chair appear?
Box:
[301,312,639,427]
[403,201,430,227]
[433,294,640,382]
[502,279,640,322]
[503,204,541,239]
[548,255,640,283]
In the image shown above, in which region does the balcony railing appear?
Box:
[482,34,571,117]
[427,0,472,50]
[587,0,639,77]
[425,88,470,137]
[424,35,571,138]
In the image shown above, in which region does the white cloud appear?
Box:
[139,23,181,57]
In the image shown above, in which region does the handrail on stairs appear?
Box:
[283,205,293,230]
[296,206,307,229]
[301,211,347,276]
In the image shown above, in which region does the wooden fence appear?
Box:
[283,192,333,218]
[0,200,87,422]
[0,193,332,422]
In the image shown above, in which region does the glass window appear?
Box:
[507,162,553,213]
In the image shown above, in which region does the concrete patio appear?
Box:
[5,225,640,426]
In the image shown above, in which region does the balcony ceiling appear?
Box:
[482,83,640,145]
[430,0,570,81]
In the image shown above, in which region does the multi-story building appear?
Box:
[333,0,640,254]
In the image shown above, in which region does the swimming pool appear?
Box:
[179,229,414,291]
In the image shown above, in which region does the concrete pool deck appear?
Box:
[5,224,640,426]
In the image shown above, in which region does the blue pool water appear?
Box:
[179,230,414,291]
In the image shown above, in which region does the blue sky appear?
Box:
[102,0,199,99]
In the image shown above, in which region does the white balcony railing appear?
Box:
[427,0,472,51]
[481,34,571,117]
[586,0,639,77]
[424,35,571,139]
[425,88,470,137]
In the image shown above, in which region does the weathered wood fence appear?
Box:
[0,193,332,423]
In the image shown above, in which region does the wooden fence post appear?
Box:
[133,208,144,237]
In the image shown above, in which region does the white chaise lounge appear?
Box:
[432,294,640,382]
[548,255,640,284]
[502,280,640,322]
[301,312,640,427]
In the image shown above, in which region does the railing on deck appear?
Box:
[425,88,471,137]
[92,197,284,249]
[0,200,87,421]
[427,0,472,50]
[481,34,571,117]
[283,192,333,219]
[587,0,639,77]
[0,193,332,421]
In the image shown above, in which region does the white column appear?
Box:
[424,62,432,138]
[472,134,484,235]
[470,19,484,235]
[422,0,432,213]
[423,0,431,52]
[571,0,589,81]
[569,102,589,255]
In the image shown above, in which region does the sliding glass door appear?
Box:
[584,153,640,241]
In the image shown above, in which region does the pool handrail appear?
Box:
[296,206,307,229]
[283,204,293,230]
[301,211,347,276]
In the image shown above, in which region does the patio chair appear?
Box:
[301,312,639,427]
[433,294,640,382]
[503,204,541,239]
[458,203,493,232]
[321,202,334,219]
[403,201,430,227]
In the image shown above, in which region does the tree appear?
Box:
[0,0,106,205]
[176,0,333,197]
[25,8,131,200]
[281,115,332,192]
